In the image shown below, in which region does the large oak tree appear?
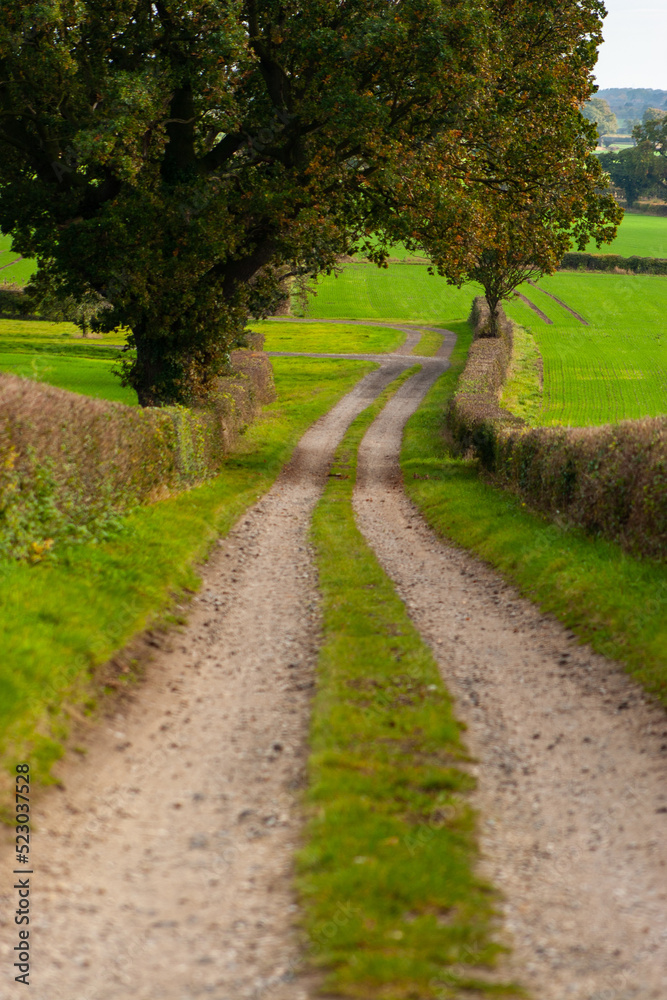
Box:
[0,0,618,404]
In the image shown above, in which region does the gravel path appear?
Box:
[0,357,432,1000]
[353,374,667,1000]
[2,325,665,1000]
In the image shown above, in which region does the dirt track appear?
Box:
[354,378,667,1000]
[1,327,666,1000]
[0,350,428,1000]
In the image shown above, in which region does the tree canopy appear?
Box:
[583,96,617,137]
[0,0,620,404]
[598,143,665,208]
[633,111,667,161]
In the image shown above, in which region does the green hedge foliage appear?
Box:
[559,252,667,274]
[448,298,667,561]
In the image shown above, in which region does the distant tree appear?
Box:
[583,97,618,138]
[633,113,667,171]
[632,113,667,197]
[598,146,663,207]
[643,107,667,127]
[24,273,112,337]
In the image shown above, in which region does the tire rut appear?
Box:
[527,281,589,325]
[353,372,667,1000]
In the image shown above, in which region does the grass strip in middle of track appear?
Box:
[412,327,445,356]
[301,369,521,999]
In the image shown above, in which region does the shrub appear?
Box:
[0,350,275,559]
[491,419,667,560]
[559,252,667,275]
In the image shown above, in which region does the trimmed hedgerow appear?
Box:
[448,297,667,561]
[559,252,667,275]
[447,298,523,468]
[489,419,667,561]
[0,350,275,560]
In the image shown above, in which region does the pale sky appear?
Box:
[594,0,667,90]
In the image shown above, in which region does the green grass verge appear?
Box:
[300,368,520,999]
[255,320,405,354]
[401,327,667,706]
[499,324,543,425]
[0,357,374,788]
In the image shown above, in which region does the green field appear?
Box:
[301,263,478,324]
[255,319,405,354]
[584,212,667,259]
[504,273,667,426]
[307,264,667,428]
[0,317,410,404]
[0,233,36,286]
[2,258,665,429]
[0,318,134,404]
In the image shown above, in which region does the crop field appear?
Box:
[308,263,666,428]
[583,212,667,259]
[0,318,135,404]
[2,246,665,429]
[302,262,479,324]
[504,273,667,426]
[0,315,409,404]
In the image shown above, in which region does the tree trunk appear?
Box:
[485,294,501,337]
[131,325,177,407]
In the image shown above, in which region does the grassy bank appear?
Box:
[300,369,520,999]
[401,329,667,706]
[413,328,446,357]
[0,357,374,789]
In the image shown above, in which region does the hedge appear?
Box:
[448,297,667,561]
[0,348,275,560]
[559,252,667,275]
